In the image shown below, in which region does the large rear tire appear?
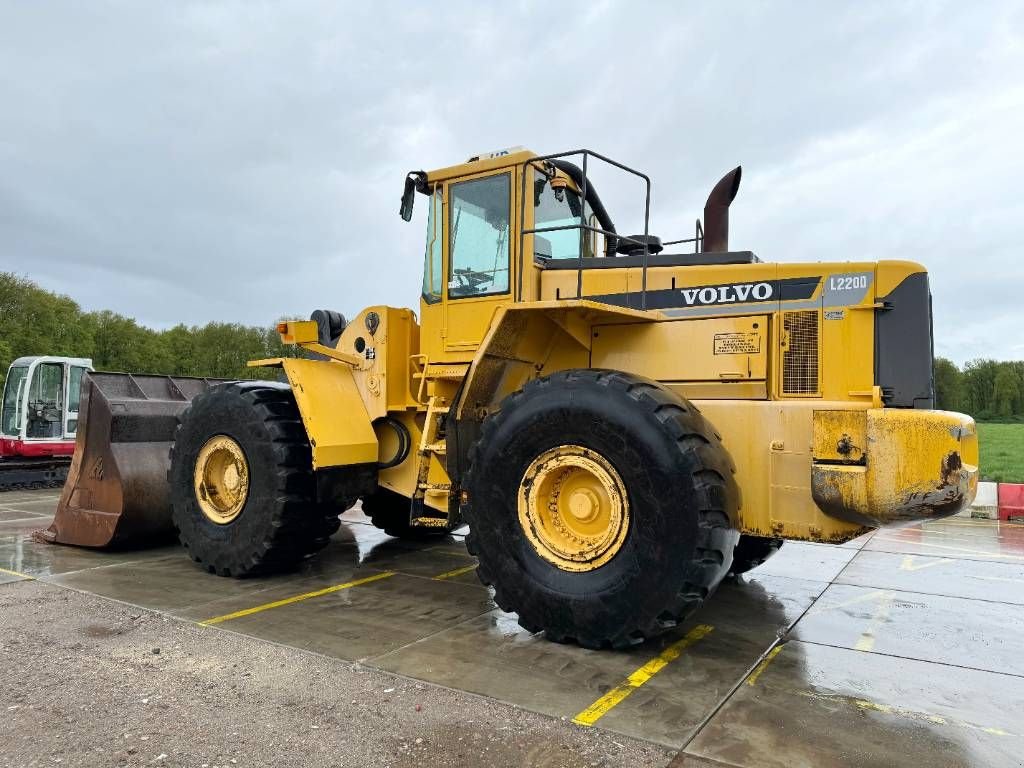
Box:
[168,381,340,577]
[462,369,739,649]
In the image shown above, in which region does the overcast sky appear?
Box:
[1,1,1021,364]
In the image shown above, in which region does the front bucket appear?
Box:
[44,372,227,548]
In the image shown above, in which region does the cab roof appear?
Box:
[425,148,537,183]
[9,356,94,368]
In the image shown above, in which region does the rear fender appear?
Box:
[449,300,652,482]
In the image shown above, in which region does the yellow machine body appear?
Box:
[258,148,978,543]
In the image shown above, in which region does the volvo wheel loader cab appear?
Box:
[54,147,978,649]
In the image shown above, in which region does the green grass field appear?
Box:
[978,422,1024,483]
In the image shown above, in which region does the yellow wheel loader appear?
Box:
[48,147,978,649]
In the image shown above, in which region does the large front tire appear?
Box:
[463,370,739,649]
[168,381,340,577]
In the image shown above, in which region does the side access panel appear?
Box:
[592,315,768,399]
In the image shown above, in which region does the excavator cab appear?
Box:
[1,356,92,451]
[0,356,93,490]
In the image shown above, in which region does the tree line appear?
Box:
[935,357,1024,422]
[0,272,303,392]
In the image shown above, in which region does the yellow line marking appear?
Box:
[854,590,895,651]
[200,571,395,625]
[852,697,1010,736]
[746,645,784,686]
[899,555,955,572]
[0,566,33,580]
[572,624,713,727]
[432,564,478,580]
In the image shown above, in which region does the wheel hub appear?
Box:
[518,445,630,572]
[193,435,249,524]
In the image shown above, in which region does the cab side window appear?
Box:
[449,174,511,298]
[27,363,63,439]
[421,186,443,304]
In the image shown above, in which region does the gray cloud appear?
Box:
[1,1,1021,364]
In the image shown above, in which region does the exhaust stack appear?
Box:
[702,166,742,253]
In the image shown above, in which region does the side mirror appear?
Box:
[400,171,427,222]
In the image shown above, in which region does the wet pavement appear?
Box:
[2,488,1024,767]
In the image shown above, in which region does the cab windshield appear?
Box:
[533,175,600,260]
[1,366,28,437]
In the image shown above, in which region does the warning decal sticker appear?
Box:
[714,332,761,355]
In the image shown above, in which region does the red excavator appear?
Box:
[0,356,93,490]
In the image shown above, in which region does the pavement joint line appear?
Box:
[794,637,1024,680]
[744,571,837,589]
[878,539,1024,561]
[364,607,498,665]
[0,515,54,523]
[886,526,1008,539]
[0,566,33,580]
[833,578,1024,607]
[432,563,478,580]
[861,544,1024,567]
[572,624,714,727]
[199,571,397,626]
[883,528,1016,542]
[37,555,184,580]
[937,519,1002,526]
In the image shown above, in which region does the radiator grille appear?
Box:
[783,311,819,394]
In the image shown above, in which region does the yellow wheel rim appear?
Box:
[193,435,249,524]
[518,445,629,572]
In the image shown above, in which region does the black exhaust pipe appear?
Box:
[702,166,742,253]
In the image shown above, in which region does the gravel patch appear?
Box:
[0,579,673,767]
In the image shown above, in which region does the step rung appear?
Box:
[411,517,449,528]
[419,482,451,492]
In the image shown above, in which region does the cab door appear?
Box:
[64,364,88,437]
[25,360,64,440]
[418,184,446,362]
[440,168,517,360]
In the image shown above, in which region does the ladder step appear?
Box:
[411,516,449,528]
[419,482,451,492]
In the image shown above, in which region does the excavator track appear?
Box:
[0,458,69,491]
